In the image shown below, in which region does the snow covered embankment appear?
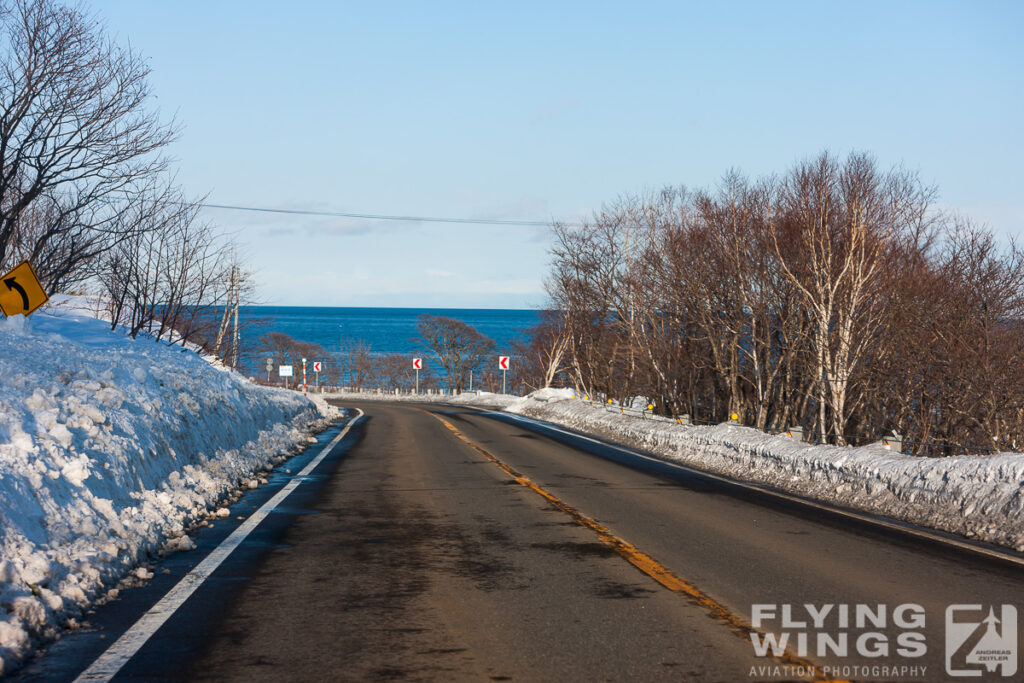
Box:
[330,388,1024,553]
[0,303,335,674]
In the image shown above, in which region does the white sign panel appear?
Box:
[498,356,510,370]
[313,361,322,373]
[278,365,293,377]
[413,358,422,370]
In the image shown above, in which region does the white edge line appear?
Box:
[74,409,363,682]
[484,409,1024,569]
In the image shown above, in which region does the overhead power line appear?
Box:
[198,202,571,227]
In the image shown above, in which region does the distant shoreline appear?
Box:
[237,306,542,367]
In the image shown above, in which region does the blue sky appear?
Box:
[95,1,1023,308]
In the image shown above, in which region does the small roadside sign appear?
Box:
[279,365,293,377]
[498,356,510,394]
[313,361,322,373]
[0,261,49,317]
[412,358,422,370]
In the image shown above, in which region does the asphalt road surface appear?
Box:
[20,401,1024,682]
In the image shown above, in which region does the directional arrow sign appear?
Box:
[412,358,422,370]
[313,361,322,373]
[0,261,48,317]
[498,356,510,370]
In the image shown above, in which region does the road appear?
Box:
[20,400,1024,682]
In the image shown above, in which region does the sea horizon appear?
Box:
[251,304,549,311]
[238,306,543,370]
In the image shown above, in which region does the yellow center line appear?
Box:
[424,409,847,683]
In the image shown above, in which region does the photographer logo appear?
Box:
[946,605,1017,677]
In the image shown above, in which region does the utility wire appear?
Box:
[199,202,573,227]
[47,190,580,227]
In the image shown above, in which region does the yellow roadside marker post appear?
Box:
[0,261,49,317]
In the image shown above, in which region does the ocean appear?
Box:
[239,306,542,364]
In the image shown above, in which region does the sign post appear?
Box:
[412,357,422,394]
[0,261,49,317]
[279,364,293,389]
[265,358,273,383]
[498,356,510,394]
[302,357,307,392]
[313,361,322,389]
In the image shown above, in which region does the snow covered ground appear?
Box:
[330,388,1024,553]
[0,297,336,675]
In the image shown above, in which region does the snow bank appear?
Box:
[332,388,1024,552]
[0,300,334,674]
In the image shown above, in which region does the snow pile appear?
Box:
[0,300,333,674]
[502,394,1024,552]
[333,387,1024,551]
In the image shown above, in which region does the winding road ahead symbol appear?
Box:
[5,277,29,310]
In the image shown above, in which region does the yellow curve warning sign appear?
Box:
[0,261,49,317]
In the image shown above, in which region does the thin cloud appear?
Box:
[425,268,457,278]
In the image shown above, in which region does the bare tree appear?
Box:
[930,221,1024,449]
[771,152,934,442]
[94,182,236,349]
[513,310,571,391]
[548,215,639,403]
[337,339,375,390]
[95,183,186,336]
[416,314,495,392]
[374,353,425,392]
[0,0,175,285]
